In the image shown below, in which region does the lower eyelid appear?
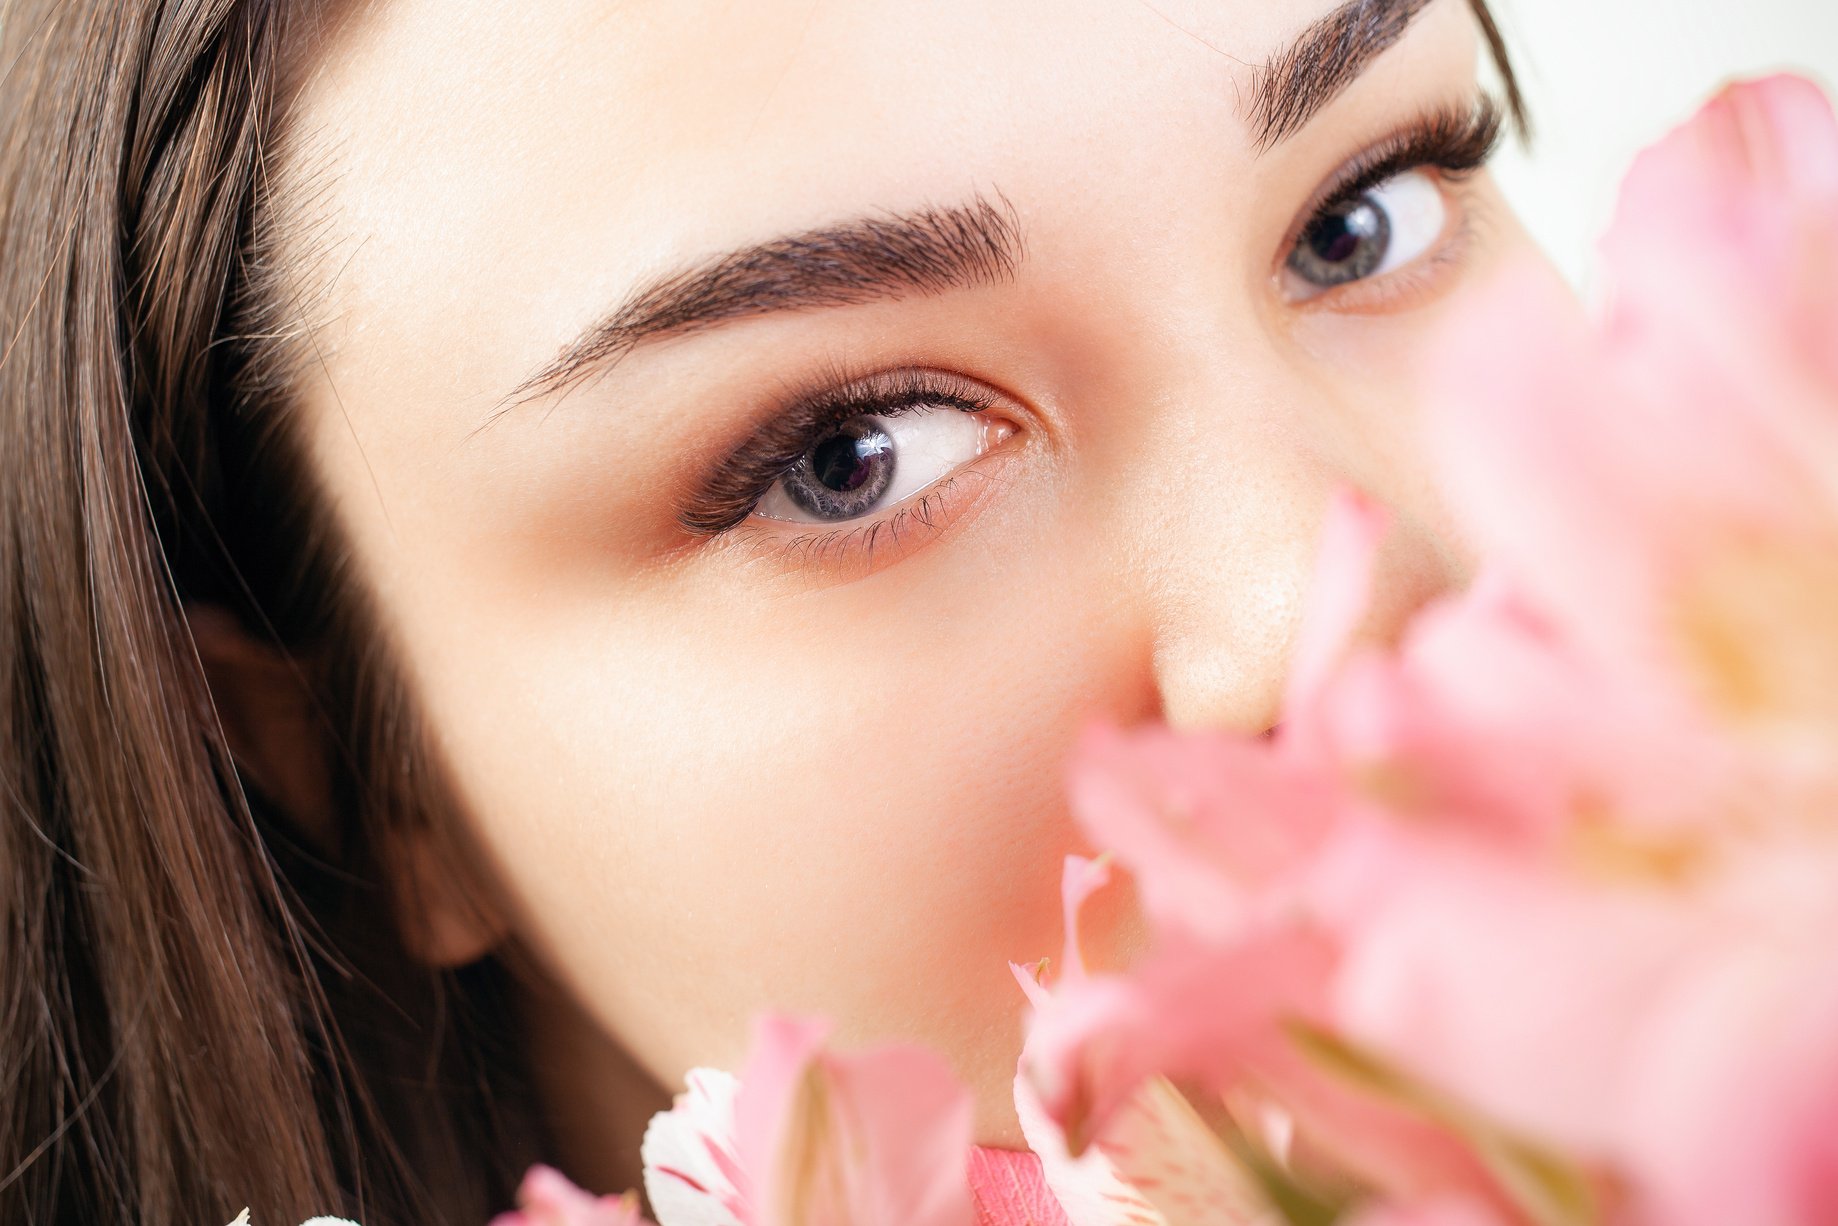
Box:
[715,449,1014,578]
[1285,176,1482,314]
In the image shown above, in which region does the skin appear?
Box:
[271,0,1543,1200]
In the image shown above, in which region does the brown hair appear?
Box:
[1,2,538,1223]
[0,2,1527,1223]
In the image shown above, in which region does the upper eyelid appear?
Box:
[1278,97,1504,253]
[678,367,1003,536]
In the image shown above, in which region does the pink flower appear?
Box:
[1019,72,1838,1226]
[1014,845,1514,1225]
[1427,75,1838,776]
[1340,1201,1510,1226]
[1366,73,1838,1222]
[640,1013,976,1226]
[490,1165,655,1226]
[1011,858,1281,1226]
[965,1143,1074,1226]
[1613,846,1838,1226]
[1014,1062,1273,1226]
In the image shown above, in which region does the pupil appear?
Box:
[811,425,892,492]
[1309,200,1383,266]
[1289,191,1392,289]
[812,433,875,492]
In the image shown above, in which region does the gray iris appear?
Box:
[783,417,898,520]
[1290,193,1391,287]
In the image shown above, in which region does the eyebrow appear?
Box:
[1249,0,1436,150]
[499,192,1023,411]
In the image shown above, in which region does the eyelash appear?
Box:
[1279,96,1504,299]
[681,96,1506,568]
[1307,96,1503,219]
[678,364,1002,538]
[725,467,995,572]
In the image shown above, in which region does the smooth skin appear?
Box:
[264,0,1542,1198]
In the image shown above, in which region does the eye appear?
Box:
[753,405,1008,525]
[1286,168,1448,293]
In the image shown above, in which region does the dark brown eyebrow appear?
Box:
[1250,0,1436,150]
[496,192,1023,414]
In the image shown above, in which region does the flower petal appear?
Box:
[966,1143,1074,1226]
[1283,488,1392,731]
[1067,723,1334,944]
[1020,926,1335,1156]
[494,1165,654,1226]
[642,1068,748,1226]
[733,1013,975,1226]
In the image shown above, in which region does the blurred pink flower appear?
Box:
[1016,72,1838,1226]
[1428,74,1838,777]
[639,1013,975,1226]
[1008,857,1279,1226]
[1370,71,1838,1224]
[1341,1201,1510,1226]
[490,1165,655,1226]
[965,1143,1074,1226]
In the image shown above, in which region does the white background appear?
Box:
[1489,0,1838,288]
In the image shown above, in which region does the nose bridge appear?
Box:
[1109,352,1465,735]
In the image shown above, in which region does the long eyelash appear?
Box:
[1303,94,1504,226]
[680,363,998,536]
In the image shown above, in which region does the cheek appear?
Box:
[389,529,1153,1133]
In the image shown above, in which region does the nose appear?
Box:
[1115,363,1469,736]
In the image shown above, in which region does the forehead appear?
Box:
[284,0,1363,417]
[297,0,1339,198]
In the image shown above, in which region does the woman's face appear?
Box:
[282,0,1537,1190]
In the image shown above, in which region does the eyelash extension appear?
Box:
[679,363,1000,537]
[1294,94,1505,243]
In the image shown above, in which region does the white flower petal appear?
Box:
[641,1067,746,1226]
